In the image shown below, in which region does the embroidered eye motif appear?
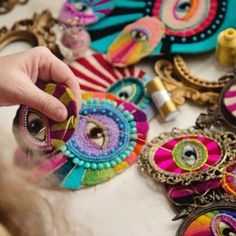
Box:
[139,129,236,185]
[176,0,191,12]
[211,213,236,236]
[68,53,155,120]
[130,29,149,42]
[13,83,77,153]
[56,92,149,190]
[177,204,236,236]
[173,139,208,171]
[107,78,145,104]
[26,111,46,142]
[86,119,107,149]
[59,0,115,26]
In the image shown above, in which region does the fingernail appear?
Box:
[56,107,68,121]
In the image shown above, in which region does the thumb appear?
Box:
[21,83,68,122]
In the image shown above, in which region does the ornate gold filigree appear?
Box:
[138,128,236,186]
[196,75,236,131]
[154,55,235,106]
[172,190,236,220]
[0,0,28,14]
[0,10,62,58]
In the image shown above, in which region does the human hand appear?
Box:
[0,47,81,121]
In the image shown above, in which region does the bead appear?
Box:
[104,162,111,168]
[110,161,116,167]
[120,153,126,160]
[60,146,67,152]
[97,163,104,170]
[84,162,91,168]
[91,163,97,170]
[78,160,84,166]
[64,150,71,156]
[115,157,122,164]
[117,105,124,111]
[73,158,79,165]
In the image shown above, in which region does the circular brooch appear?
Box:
[58,92,149,189]
[139,128,236,185]
[14,92,149,190]
[176,203,236,236]
[13,82,78,155]
[67,53,156,120]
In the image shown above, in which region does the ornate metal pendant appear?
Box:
[138,128,236,185]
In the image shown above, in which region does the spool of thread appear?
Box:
[216,28,236,66]
[147,77,178,122]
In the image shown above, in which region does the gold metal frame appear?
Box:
[0,10,62,58]
[196,75,236,131]
[154,55,235,106]
[0,0,28,14]
[138,128,236,185]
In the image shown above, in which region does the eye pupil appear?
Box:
[27,119,43,135]
[134,31,144,39]
[119,91,129,99]
[222,228,236,236]
[89,127,103,139]
[179,2,191,11]
[182,145,197,166]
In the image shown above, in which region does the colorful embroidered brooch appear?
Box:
[13,82,78,155]
[176,203,236,236]
[88,0,236,59]
[59,0,115,26]
[67,53,156,120]
[14,92,149,190]
[138,128,236,185]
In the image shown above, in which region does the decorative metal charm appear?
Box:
[138,128,236,185]
[0,0,28,14]
[176,203,236,236]
[0,10,62,58]
[196,74,236,131]
[167,179,236,220]
[154,55,235,106]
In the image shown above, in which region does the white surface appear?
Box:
[0,1,230,235]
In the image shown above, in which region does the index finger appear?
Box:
[32,47,82,112]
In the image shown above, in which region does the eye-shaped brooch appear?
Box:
[13,82,78,155]
[176,203,236,236]
[138,128,236,185]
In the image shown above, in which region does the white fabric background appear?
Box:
[0,1,231,235]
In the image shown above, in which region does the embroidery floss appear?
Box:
[146,77,178,122]
[216,28,236,67]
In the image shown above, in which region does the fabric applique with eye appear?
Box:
[58,92,149,189]
[88,0,236,63]
[15,92,149,190]
[138,128,236,185]
[106,16,165,67]
[67,53,156,120]
[59,0,115,26]
[176,203,236,236]
[13,82,78,155]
